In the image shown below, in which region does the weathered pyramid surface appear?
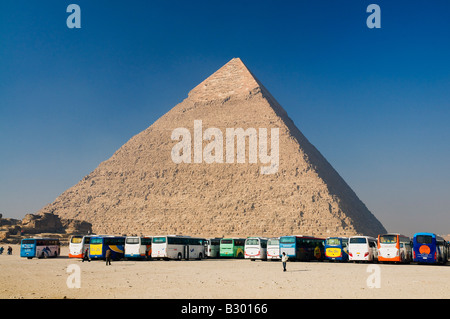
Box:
[38,58,387,238]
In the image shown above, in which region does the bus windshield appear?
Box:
[268,239,279,246]
[280,237,295,244]
[221,239,233,244]
[349,237,367,244]
[209,239,220,245]
[416,235,433,244]
[246,239,259,245]
[152,237,166,244]
[326,238,341,246]
[21,239,35,245]
[90,237,103,244]
[380,235,397,244]
[70,236,83,244]
[126,238,140,244]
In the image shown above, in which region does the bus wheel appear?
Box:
[177,253,182,261]
[198,253,203,260]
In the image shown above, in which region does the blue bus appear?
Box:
[412,232,448,264]
[20,238,60,259]
[324,237,349,262]
[279,235,325,261]
[89,236,126,260]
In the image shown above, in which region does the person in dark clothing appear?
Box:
[105,249,112,266]
[82,248,90,262]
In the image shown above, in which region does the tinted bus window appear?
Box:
[349,237,367,244]
[153,237,166,244]
[126,238,140,244]
[91,237,103,244]
[235,239,245,246]
[416,235,433,244]
[71,236,83,244]
[210,239,220,245]
[280,237,295,244]
[326,238,341,245]
[246,239,259,245]
[379,235,397,244]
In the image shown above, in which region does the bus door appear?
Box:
[184,244,190,260]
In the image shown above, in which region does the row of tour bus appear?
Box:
[20,232,449,265]
[322,233,449,264]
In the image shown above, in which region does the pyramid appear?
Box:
[38,58,387,238]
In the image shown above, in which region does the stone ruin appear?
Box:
[0,212,92,244]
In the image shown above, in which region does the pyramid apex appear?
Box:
[188,57,261,102]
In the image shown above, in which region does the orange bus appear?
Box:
[377,233,412,263]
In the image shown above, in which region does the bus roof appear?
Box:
[413,232,436,237]
[90,235,125,238]
[21,237,60,241]
[379,233,410,238]
[413,232,444,241]
[349,235,376,239]
[153,235,206,240]
[126,235,152,238]
[326,236,348,239]
[281,235,325,240]
[153,234,190,237]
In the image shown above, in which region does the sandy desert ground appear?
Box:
[0,245,448,299]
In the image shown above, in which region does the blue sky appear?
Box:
[1,1,449,236]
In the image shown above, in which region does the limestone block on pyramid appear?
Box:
[37,58,386,238]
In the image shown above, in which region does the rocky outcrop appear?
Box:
[0,213,92,243]
[21,213,64,234]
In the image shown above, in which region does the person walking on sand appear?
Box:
[105,248,112,266]
[282,252,288,272]
[82,248,90,262]
[7,246,12,255]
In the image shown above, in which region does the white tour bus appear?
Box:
[69,235,92,258]
[244,237,268,261]
[266,237,281,260]
[204,237,222,258]
[377,233,412,263]
[124,236,152,260]
[20,237,61,259]
[151,235,206,260]
[348,236,378,262]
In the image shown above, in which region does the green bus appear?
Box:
[220,238,246,258]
